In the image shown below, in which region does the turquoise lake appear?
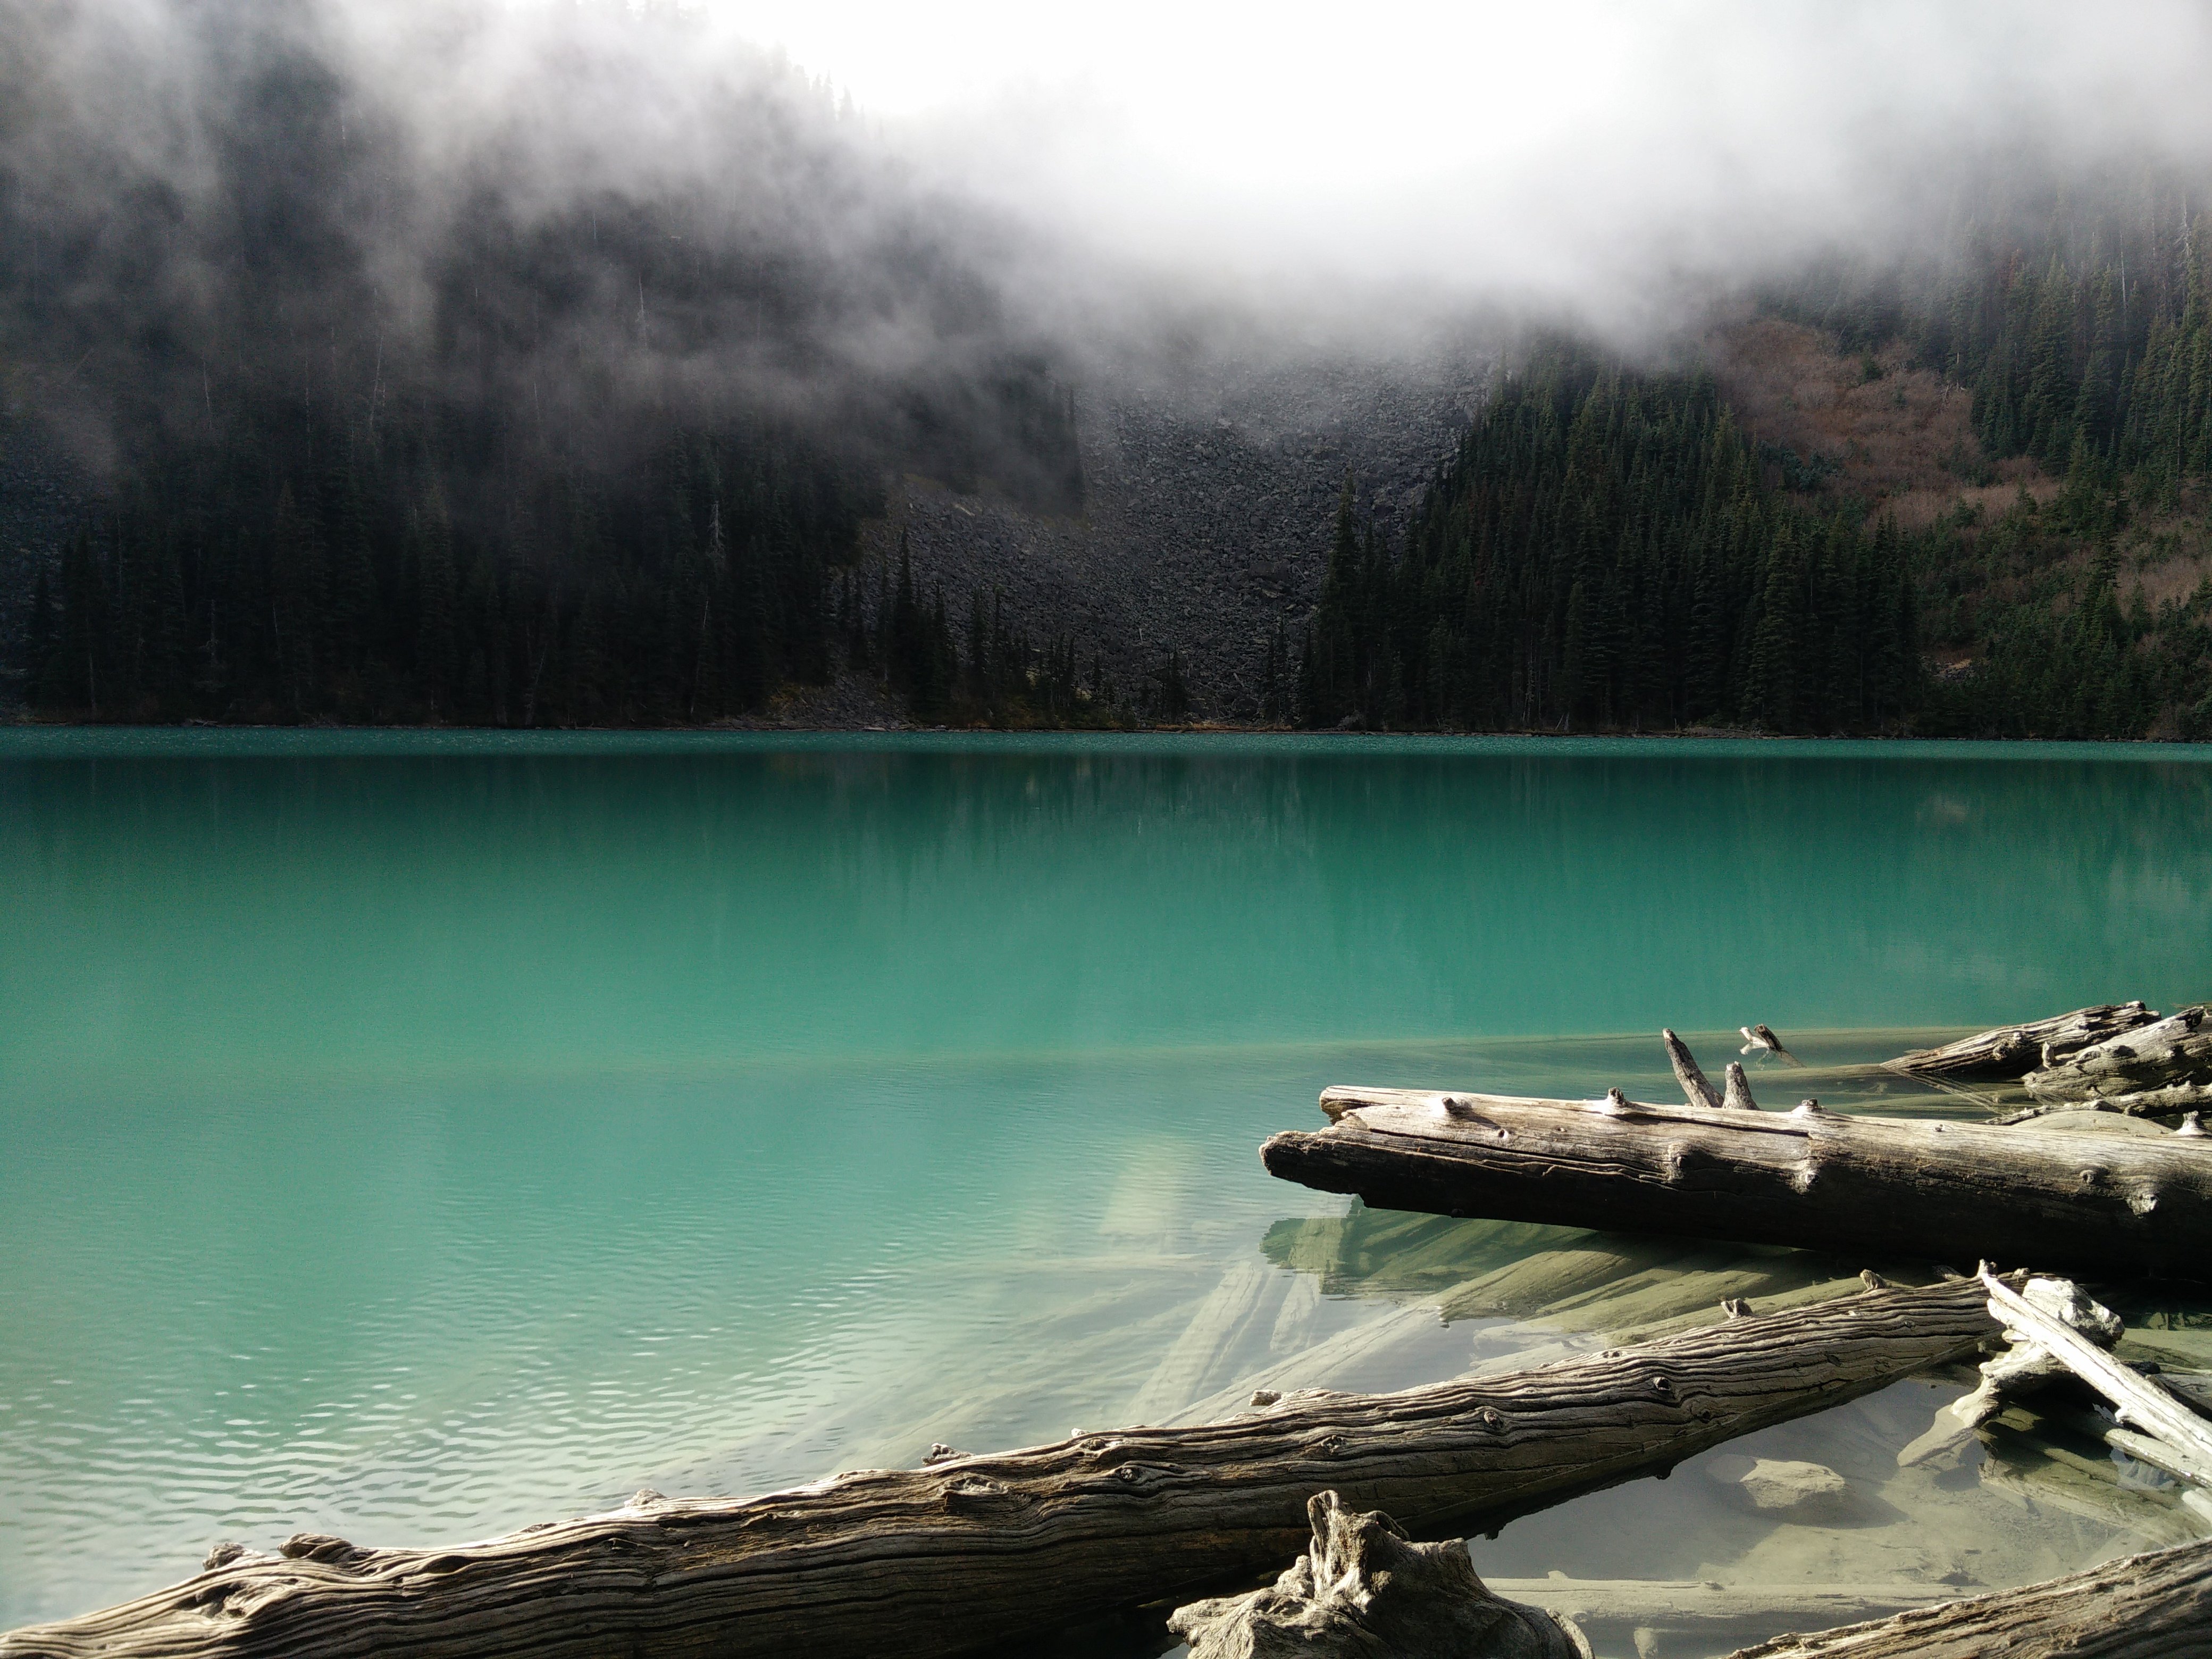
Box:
[5,732,2212,1646]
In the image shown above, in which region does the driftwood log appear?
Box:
[1976,1268,2212,1491]
[2025,1005,2212,1100]
[1949,1276,2126,1431]
[1887,1002,2158,1081]
[0,1281,2005,1659]
[1263,1084,2212,1275]
[1717,1536,2212,1657]
[1167,1491,1588,1658]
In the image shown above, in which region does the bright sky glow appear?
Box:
[694,0,2212,299]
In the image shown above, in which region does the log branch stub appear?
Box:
[1716,1536,2212,1657]
[1167,1491,1590,1659]
[1723,1062,1760,1112]
[1663,1030,1725,1111]
[1279,1087,2212,1274]
[0,1282,2006,1659]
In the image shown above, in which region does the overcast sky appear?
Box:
[688,0,2212,312]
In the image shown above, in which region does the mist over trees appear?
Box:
[3,6,2209,735]
[4,1,1085,723]
[1769,170,2212,738]
[1300,168,2212,741]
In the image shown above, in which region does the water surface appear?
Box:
[4,732,2211,1646]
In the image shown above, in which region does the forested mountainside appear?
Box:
[1764,173,2212,736]
[4,6,2207,743]
[1,4,1094,725]
[1306,180,2212,739]
[1300,357,1918,734]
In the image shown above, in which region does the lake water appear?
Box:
[5,732,2211,1652]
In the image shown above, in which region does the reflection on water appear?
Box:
[3,733,2210,1644]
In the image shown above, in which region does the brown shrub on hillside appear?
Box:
[1706,315,2041,531]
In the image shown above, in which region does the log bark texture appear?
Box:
[0,1283,2004,1659]
[1717,1537,2212,1657]
[1266,1088,2212,1275]
[1887,1003,2157,1080]
[2025,1005,2212,1099]
[1167,1491,1588,1658]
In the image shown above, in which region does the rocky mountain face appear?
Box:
[870,349,1492,720]
[0,351,1490,724]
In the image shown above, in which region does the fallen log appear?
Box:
[1987,1101,2181,1131]
[1716,1535,2212,1657]
[0,1281,2005,1659]
[1264,1083,2212,1275]
[1484,1577,1957,1645]
[1977,1268,2212,1487]
[1167,1490,1588,1658]
[2026,1004,2212,1099]
[1949,1275,2126,1431]
[1887,1001,2158,1080]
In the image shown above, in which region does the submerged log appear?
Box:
[1717,1536,2212,1658]
[1167,1491,1588,1659]
[1887,1001,2158,1081]
[1486,1578,1958,1644]
[2025,1005,2212,1099]
[0,1281,2006,1659]
[1266,1085,2212,1275]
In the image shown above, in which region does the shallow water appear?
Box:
[4,732,2211,1648]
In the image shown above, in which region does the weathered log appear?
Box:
[1716,1536,2212,1657]
[1887,1001,2158,1080]
[1978,1268,2212,1485]
[2025,1005,2212,1099]
[1166,1491,1588,1658]
[1949,1275,2125,1430]
[0,1281,2006,1659]
[2100,1083,2212,1115]
[1267,1086,2212,1275]
[2001,1083,2212,1120]
[1988,1100,2180,1131]
[1664,1028,1726,1110]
